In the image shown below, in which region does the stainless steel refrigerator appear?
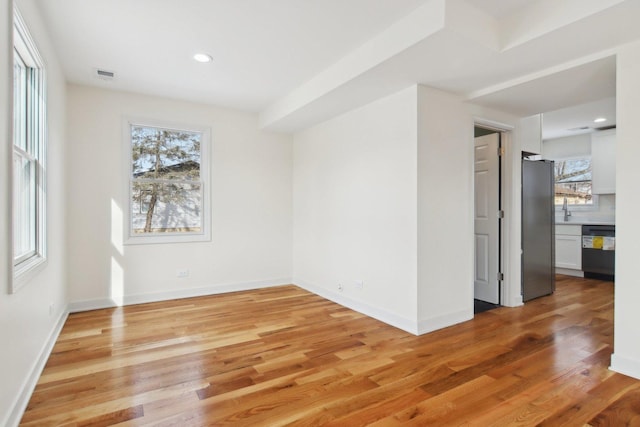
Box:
[522,159,555,302]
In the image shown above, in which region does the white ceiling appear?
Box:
[34,0,429,112]
[469,55,617,139]
[542,97,616,141]
[463,0,534,19]
[32,0,640,133]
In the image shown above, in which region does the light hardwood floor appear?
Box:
[21,275,640,426]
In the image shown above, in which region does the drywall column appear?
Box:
[416,85,474,333]
[610,41,640,380]
[293,86,419,333]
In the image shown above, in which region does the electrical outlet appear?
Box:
[338,283,343,292]
[176,269,189,278]
[355,280,364,289]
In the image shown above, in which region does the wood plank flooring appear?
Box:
[20,275,640,426]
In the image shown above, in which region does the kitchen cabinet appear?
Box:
[591,129,616,194]
[518,114,542,155]
[555,224,582,271]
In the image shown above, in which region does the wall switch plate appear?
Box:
[176,269,189,278]
[355,280,364,289]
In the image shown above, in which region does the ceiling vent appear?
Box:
[95,68,115,81]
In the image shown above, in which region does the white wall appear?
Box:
[291,84,534,334]
[542,133,591,159]
[293,86,419,332]
[611,40,640,380]
[0,0,69,425]
[417,86,474,331]
[66,85,293,308]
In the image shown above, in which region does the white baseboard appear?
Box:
[294,278,476,336]
[610,353,640,380]
[556,268,584,277]
[68,278,292,313]
[5,307,69,427]
[504,294,523,308]
[294,278,420,335]
[68,297,117,313]
[417,309,473,335]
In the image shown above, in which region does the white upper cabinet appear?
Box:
[591,129,616,194]
[518,114,542,155]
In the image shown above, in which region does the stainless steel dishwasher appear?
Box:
[582,224,615,281]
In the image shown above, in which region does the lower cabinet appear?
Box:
[555,225,582,271]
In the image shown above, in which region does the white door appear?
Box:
[474,133,500,304]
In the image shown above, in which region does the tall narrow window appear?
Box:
[12,9,46,291]
[125,120,210,244]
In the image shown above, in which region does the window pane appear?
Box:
[555,158,591,183]
[555,182,592,205]
[27,69,40,154]
[131,182,202,234]
[131,126,201,180]
[13,151,36,260]
[554,158,593,205]
[129,124,204,239]
[13,53,27,151]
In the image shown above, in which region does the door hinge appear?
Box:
[498,210,504,219]
[498,146,505,156]
[497,272,504,281]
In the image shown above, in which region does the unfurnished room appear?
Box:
[2,0,640,425]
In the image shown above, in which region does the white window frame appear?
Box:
[553,155,598,212]
[123,117,211,245]
[11,8,47,292]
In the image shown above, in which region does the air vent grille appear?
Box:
[95,69,115,80]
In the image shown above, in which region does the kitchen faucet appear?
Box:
[562,197,571,222]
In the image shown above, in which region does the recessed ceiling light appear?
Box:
[594,117,607,123]
[193,53,212,63]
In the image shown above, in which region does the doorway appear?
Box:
[474,127,502,310]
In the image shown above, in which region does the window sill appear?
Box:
[554,205,599,213]
[12,254,47,293]
[124,232,211,245]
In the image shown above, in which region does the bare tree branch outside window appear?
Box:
[554,158,592,205]
[130,125,202,234]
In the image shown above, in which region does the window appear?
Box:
[12,9,46,291]
[554,158,593,206]
[125,120,210,244]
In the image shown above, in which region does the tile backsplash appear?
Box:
[556,194,615,223]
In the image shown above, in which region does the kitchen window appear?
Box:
[125,119,210,244]
[12,8,47,292]
[554,157,594,206]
